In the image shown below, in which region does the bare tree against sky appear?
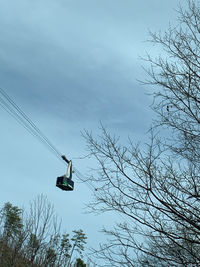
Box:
[0,195,88,266]
[84,1,200,266]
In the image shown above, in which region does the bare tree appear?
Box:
[24,194,60,266]
[0,195,88,266]
[23,195,87,267]
[83,1,200,266]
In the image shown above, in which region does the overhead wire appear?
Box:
[0,87,64,163]
[73,167,97,192]
[0,95,37,138]
[0,97,64,164]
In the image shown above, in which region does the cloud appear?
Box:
[0,0,180,129]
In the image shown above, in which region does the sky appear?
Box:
[0,0,184,262]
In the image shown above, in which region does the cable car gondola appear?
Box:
[56,155,74,191]
[0,87,78,191]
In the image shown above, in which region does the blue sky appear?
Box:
[0,0,183,261]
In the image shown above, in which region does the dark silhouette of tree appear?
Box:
[0,195,88,266]
[74,258,87,267]
[83,1,200,266]
[67,230,87,267]
[0,202,27,266]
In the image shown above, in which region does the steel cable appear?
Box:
[0,87,64,163]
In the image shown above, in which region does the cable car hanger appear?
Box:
[56,155,74,191]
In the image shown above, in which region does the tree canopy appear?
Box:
[0,195,88,267]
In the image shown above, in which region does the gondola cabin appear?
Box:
[56,175,74,191]
[56,157,74,191]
